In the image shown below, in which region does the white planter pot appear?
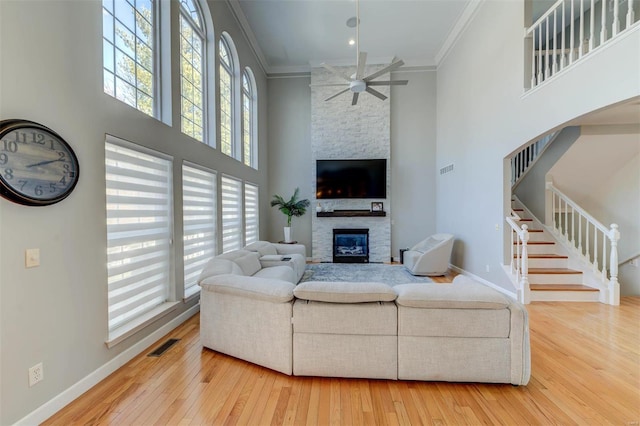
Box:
[283,226,292,243]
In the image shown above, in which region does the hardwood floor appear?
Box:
[44,274,640,425]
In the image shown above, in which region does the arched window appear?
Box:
[219,34,238,159]
[103,0,156,117]
[179,0,206,142]
[242,68,257,168]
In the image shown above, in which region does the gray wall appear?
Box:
[0,1,268,423]
[514,126,581,221]
[266,69,438,262]
[436,0,639,291]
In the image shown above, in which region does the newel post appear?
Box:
[608,224,620,306]
[520,224,531,304]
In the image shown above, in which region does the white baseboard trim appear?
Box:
[449,264,518,300]
[14,305,200,426]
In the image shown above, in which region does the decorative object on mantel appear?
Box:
[371,202,383,212]
[310,0,408,105]
[271,187,310,243]
[317,209,386,217]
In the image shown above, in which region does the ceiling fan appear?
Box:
[314,0,408,106]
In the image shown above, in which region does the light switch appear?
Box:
[25,249,40,268]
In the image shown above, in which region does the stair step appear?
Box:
[530,284,598,292]
[524,254,568,259]
[515,241,555,245]
[529,268,581,274]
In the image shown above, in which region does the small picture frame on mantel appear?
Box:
[371,201,383,212]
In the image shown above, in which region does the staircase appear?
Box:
[510,203,600,302]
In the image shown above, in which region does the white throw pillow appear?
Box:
[233,252,262,276]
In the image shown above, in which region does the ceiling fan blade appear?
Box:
[355,52,367,80]
[365,87,387,101]
[321,63,352,82]
[352,92,359,105]
[309,83,350,87]
[363,60,405,82]
[325,88,351,101]
[367,80,409,86]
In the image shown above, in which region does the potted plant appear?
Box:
[270,187,310,243]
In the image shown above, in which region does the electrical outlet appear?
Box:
[25,248,40,268]
[486,264,491,272]
[631,258,639,267]
[29,363,43,387]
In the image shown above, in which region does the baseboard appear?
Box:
[449,264,518,300]
[14,304,200,426]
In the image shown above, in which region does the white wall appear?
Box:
[436,1,640,291]
[0,1,268,424]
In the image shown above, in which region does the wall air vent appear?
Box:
[439,163,454,175]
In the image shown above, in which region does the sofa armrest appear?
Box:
[200,274,295,303]
[273,243,306,257]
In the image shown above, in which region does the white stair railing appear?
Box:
[511,131,558,187]
[526,0,639,90]
[545,180,620,305]
[506,210,530,304]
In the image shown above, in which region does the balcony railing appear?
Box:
[526,0,638,89]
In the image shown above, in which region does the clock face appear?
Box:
[0,120,79,206]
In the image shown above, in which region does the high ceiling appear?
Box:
[231,0,475,74]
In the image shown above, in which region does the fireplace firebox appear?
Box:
[333,228,369,263]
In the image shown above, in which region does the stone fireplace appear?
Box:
[333,229,369,263]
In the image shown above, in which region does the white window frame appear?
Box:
[179,0,206,142]
[241,68,258,169]
[182,162,217,300]
[244,182,259,245]
[103,0,158,117]
[105,135,177,348]
[221,174,243,252]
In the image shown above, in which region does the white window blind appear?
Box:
[182,163,216,298]
[105,139,173,333]
[221,174,243,252]
[244,182,259,245]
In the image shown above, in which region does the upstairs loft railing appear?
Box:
[511,131,558,187]
[545,180,620,305]
[526,0,639,89]
[506,210,530,304]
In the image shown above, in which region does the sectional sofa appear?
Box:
[197,242,531,385]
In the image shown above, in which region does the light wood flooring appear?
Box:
[44,272,640,425]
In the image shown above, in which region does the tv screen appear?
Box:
[316,159,387,199]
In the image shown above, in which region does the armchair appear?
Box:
[403,233,454,276]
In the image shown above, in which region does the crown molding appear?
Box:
[226,0,271,76]
[435,0,484,67]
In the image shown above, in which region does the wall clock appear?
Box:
[0,119,79,206]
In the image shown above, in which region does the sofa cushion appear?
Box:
[293,281,397,303]
[198,258,243,283]
[395,278,509,310]
[254,265,296,284]
[200,274,295,303]
[244,241,278,256]
[233,252,262,276]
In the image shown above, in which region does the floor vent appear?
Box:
[440,163,454,175]
[148,338,180,357]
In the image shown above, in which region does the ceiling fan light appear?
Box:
[350,80,366,93]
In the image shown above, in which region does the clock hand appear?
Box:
[26,158,63,168]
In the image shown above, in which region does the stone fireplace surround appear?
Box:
[310,65,391,263]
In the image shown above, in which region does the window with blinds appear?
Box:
[244,182,259,245]
[105,137,173,337]
[221,174,243,252]
[182,163,216,299]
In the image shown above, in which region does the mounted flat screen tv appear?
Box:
[316,159,387,199]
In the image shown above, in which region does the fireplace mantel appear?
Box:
[317,210,386,218]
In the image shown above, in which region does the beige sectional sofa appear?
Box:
[197,246,531,385]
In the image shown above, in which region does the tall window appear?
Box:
[182,163,216,299]
[221,175,243,252]
[103,0,155,117]
[242,69,257,168]
[244,182,259,245]
[105,137,173,345]
[179,0,205,142]
[219,37,234,158]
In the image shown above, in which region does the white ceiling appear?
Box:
[231,0,476,74]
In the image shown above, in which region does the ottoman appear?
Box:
[395,276,531,385]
